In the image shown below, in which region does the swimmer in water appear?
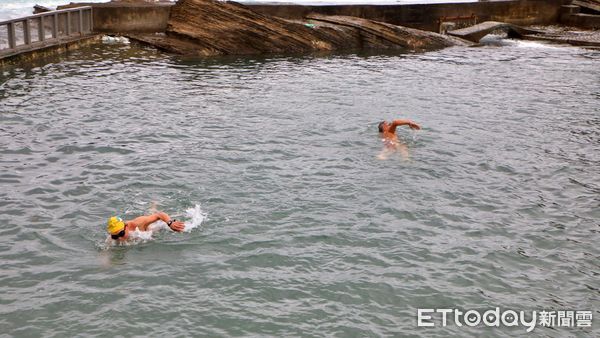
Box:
[107,212,185,242]
[377,119,421,160]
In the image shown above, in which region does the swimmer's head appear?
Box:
[107,216,126,239]
[378,121,386,133]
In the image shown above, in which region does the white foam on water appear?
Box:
[142,203,207,234]
[127,228,155,241]
[101,203,206,248]
[479,34,571,50]
[103,229,153,248]
[478,34,512,47]
[182,204,207,232]
[509,40,563,49]
[101,35,130,45]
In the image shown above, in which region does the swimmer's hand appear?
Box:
[168,220,185,232]
[408,121,421,130]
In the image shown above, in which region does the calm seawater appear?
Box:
[0,38,598,337]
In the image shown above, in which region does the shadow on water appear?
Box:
[169,47,413,67]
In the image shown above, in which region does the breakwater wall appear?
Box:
[60,0,568,34]
[560,4,600,28]
[248,0,569,32]
[58,2,172,33]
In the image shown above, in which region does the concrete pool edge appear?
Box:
[0,34,101,67]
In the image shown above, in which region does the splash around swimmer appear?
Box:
[107,212,185,242]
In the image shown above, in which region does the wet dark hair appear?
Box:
[378,121,385,133]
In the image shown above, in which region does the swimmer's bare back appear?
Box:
[377,119,420,160]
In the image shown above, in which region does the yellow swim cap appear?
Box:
[107,216,125,235]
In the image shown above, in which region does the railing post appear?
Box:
[53,13,58,38]
[89,8,94,32]
[78,9,83,35]
[66,11,71,36]
[7,22,17,49]
[39,16,45,42]
[24,19,31,45]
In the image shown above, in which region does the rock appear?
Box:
[130,0,467,56]
[306,14,463,51]
[165,0,341,55]
[33,5,53,14]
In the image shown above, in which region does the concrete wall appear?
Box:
[247,0,569,32]
[0,35,100,67]
[561,13,600,28]
[59,2,173,33]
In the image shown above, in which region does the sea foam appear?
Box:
[105,203,206,246]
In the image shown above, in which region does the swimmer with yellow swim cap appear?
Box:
[107,212,185,241]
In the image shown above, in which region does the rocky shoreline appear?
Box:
[3,0,599,65]
[127,0,470,56]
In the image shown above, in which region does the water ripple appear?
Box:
[0,39,598,336]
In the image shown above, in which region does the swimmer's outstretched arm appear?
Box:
[390,119,421,131]
[128,212,185,232]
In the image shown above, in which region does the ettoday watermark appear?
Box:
[417,308,593,332]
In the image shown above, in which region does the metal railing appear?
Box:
[0,6,93,53]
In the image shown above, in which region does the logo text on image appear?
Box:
[417,308,593,332]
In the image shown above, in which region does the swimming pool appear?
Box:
[0,37,598,336]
